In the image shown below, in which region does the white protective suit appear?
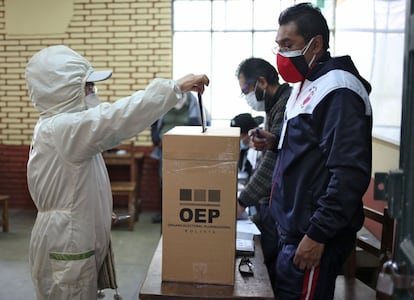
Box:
[25,45,182,299]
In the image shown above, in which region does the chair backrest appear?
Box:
[103,141,136,182]
[357,207,394,264]
[344,206,395,278]
[124,141,136,182]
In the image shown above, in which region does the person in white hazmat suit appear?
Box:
[25,45,209,300]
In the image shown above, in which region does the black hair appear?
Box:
[235,57,279,85]
[278,2,330,50]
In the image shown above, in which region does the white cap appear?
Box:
[87,70,112,82]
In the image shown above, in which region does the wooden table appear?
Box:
[103,150,144,230]
[139,236,274,299]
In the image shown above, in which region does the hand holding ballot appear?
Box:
[249,128,277,152]
[176,74,210,94]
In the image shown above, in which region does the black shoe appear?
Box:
[152,213,162,223]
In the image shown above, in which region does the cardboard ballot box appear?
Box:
[162,126,240,285]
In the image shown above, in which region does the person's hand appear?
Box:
[293,235,325,270]
[176,74,210,94]
[112,212,118,225]
[248,128,276,151]
[236,201,247,218]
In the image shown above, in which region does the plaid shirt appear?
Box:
[238,83,291,207]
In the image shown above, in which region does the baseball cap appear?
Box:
[87,70,112,82]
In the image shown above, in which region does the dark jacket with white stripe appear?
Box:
[270,52,372,245]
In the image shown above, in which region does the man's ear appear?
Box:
[312,35,324,54]
[257,76,268,89]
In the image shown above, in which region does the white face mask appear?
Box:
[245,92,265,111]
[85,93,101,109]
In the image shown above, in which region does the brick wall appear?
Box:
[0,0,172,210]
[0,144,35,209]
[0,144,162,211]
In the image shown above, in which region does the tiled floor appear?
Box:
[0,209,161,300]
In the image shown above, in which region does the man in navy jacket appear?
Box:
[252,3,372,299]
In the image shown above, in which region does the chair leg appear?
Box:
[1,197,9,233]
[343,246,356,278]
[135,198,142,221]
[128,191,136,231]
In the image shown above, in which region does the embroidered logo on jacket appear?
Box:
[301,86,317,109]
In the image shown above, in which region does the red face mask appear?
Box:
[276,37,315,83]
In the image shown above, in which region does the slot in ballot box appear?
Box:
[162,126,240,285]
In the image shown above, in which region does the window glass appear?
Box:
[334,31,374,78]
[335,0,405,127]
[173,1,211,31]
[173,0,405,130]
[336,0,404,31]
[173,32,211,76]
[375,1,405,30]
[212,0,253,31]
[173,32,213,116]
[252,32,279,71]
[370,33,404,127]
[253,0,282,30]
[211,32,254,121]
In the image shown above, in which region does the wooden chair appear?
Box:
[0,195,9,232]
[334,206,395,299]
[103,142,143,231]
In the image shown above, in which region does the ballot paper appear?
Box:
[236,219,261,256]
[237,219,261,239]
[236,238,255,254]
[197,92,207,133]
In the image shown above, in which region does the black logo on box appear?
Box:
[179,189,220,223]
[180,189,220,203]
